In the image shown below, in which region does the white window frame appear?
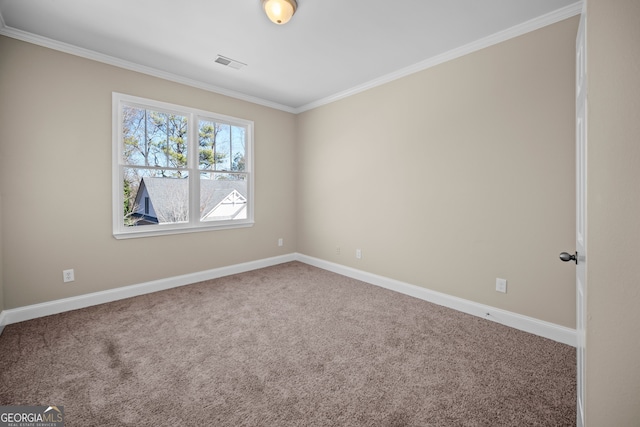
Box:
[112,92,254,239]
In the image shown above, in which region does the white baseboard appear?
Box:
[0,310,6,335]
[295,254,577,347]
[1,253,296,327]
[0,252,576,347]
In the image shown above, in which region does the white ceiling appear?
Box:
[0,0,580,113]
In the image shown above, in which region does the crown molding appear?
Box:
[0,2,582,115]
[0,24,297,114]
[294,1,583,113]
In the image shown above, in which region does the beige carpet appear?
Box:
[0,261,575,426]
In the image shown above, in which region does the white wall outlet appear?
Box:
[278,238,283,247]
[356,249,362,259]
[336,246,341,255]
[496,278,507,293]
[63,269,75,283]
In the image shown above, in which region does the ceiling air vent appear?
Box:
[214,55,246,70]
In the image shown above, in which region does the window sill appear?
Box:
[113,221,254,239]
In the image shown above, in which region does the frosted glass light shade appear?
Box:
[262,0,297,25]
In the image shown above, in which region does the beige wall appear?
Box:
[297,17,579,328]
[3,5,640,422]
[0,36,297,309]
[0,194,4,312]
[1,17,580,330]
[586,0,640,424]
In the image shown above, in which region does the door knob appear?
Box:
[559,251,577,264]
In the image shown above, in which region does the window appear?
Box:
[112,93,254,239]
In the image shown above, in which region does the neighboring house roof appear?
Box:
[132,177,247,224]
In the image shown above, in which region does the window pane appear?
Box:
[230,125,246,171]
[199,173,247,222]
[199,120,225,170]
[122,106,188,169]
[198,121,246,172]
[123,167,189,226]
[122,106,150,166]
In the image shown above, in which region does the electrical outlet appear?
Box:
[63,269,75,283]
[336,246,341,255]
[356,249,362,259]
[496,278,507,293]
[278,238,283,247]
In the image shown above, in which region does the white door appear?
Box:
[575,8,587,427]
[561,8,587,426]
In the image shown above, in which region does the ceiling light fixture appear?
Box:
[262,0,297,25]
